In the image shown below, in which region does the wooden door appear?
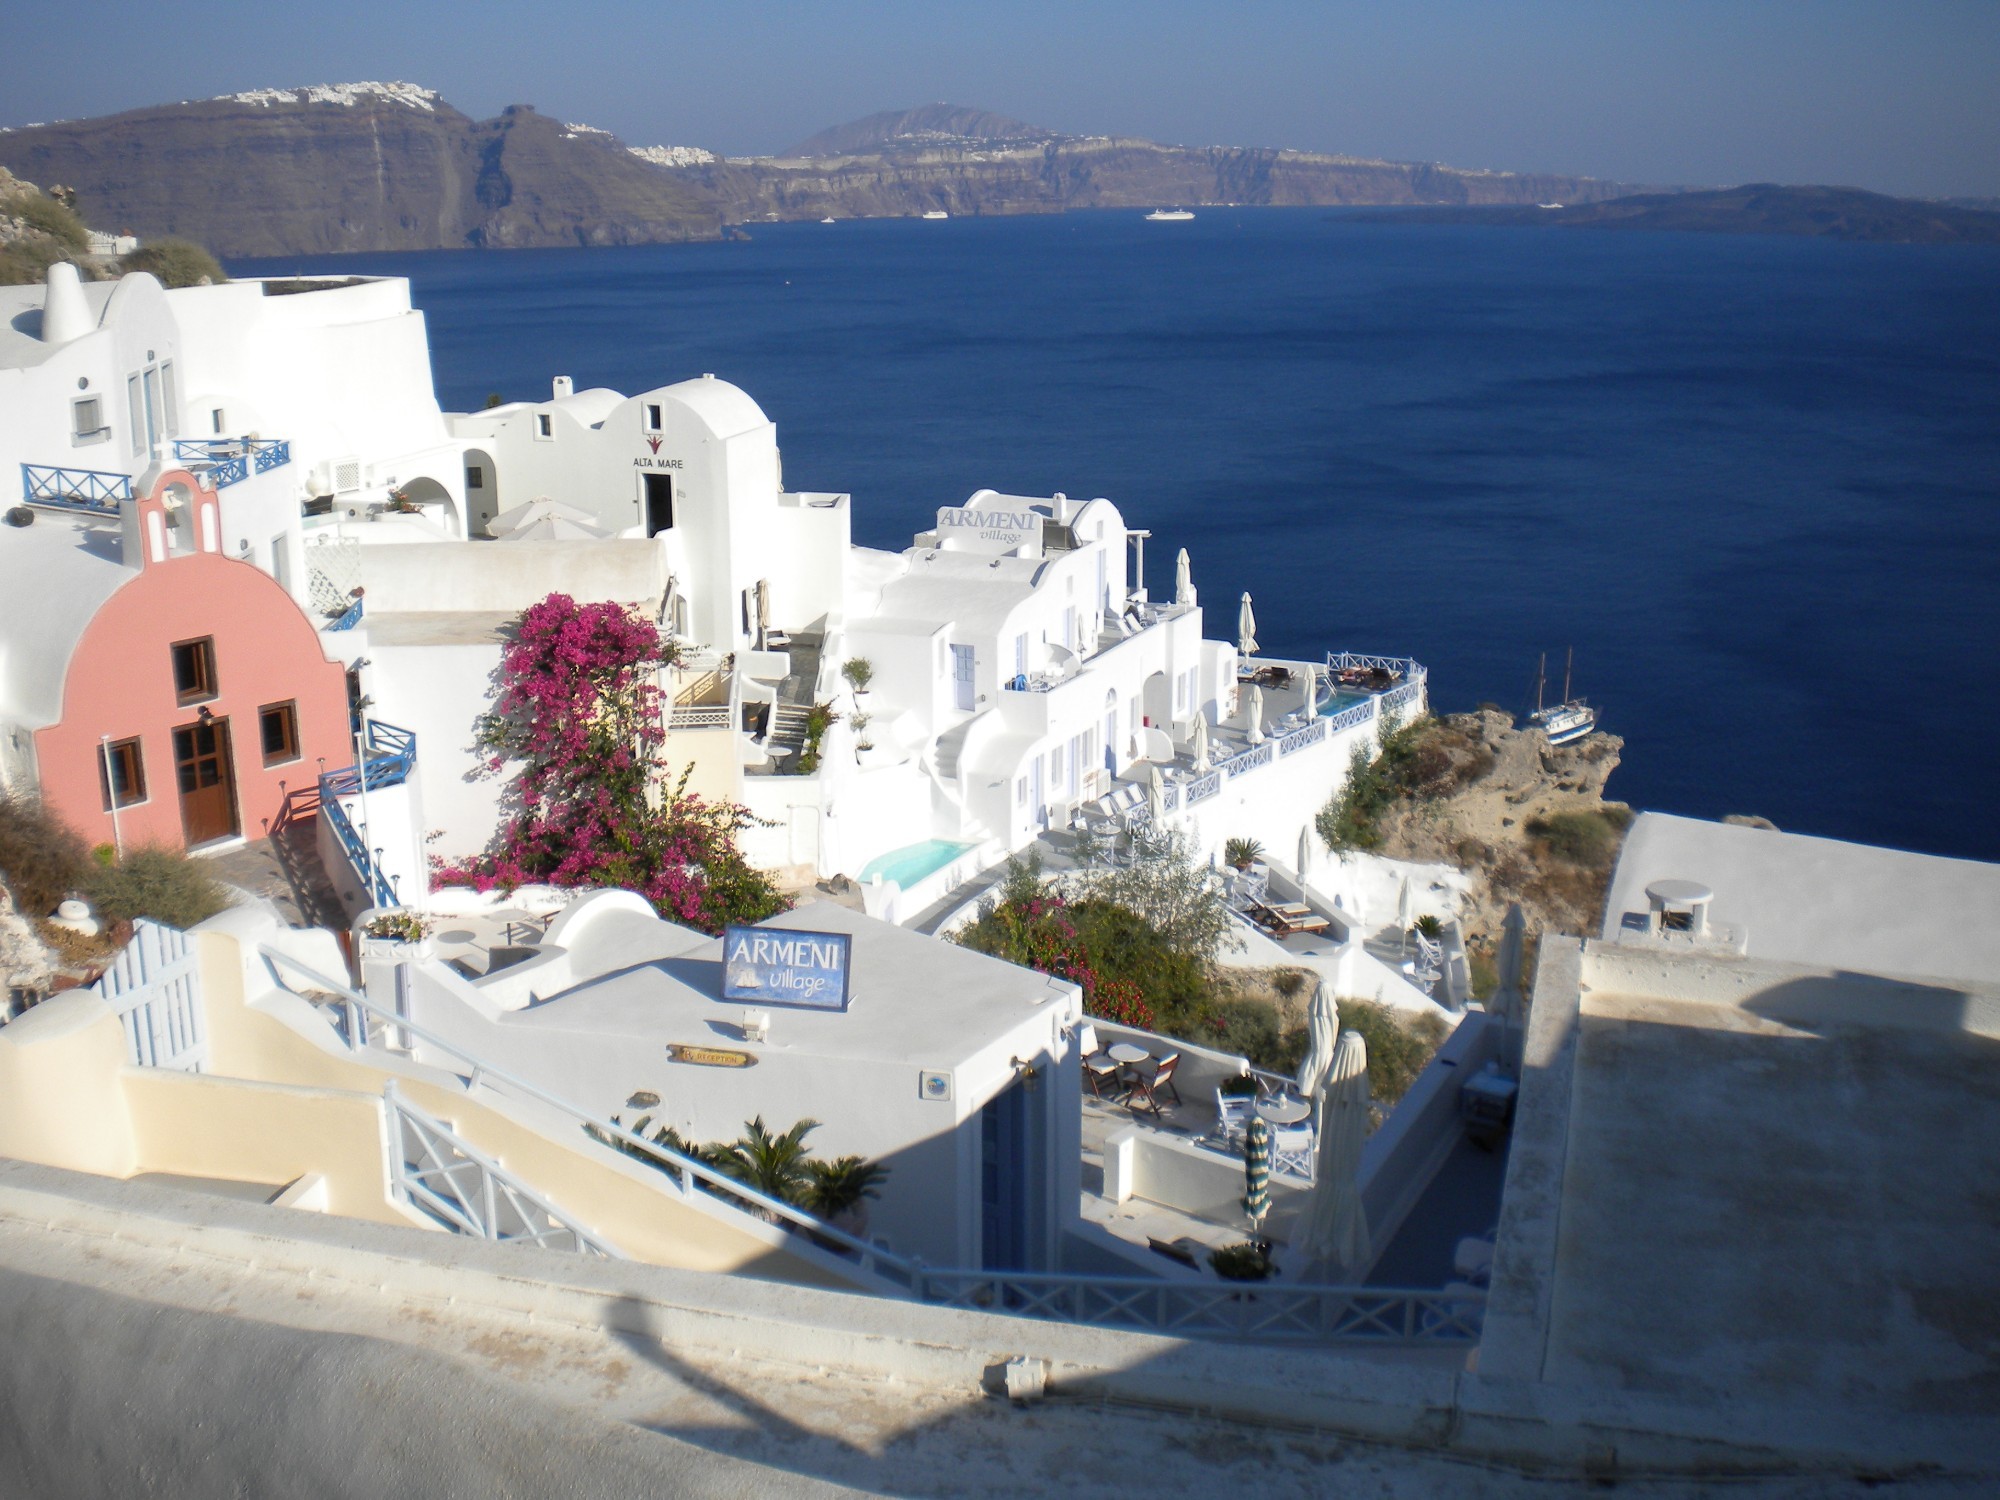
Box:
[173,718,239,846]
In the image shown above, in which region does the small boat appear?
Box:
[1529,649,1597,746]
[921,210,948,220]
[1145,208,1195,221]
[820,216,836,224]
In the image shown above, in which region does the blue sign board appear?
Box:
[721,926,853,1011]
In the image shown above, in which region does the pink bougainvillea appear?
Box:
[432,594,789,934]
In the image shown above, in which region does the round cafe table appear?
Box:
[1254,1094,1311,1127]
[1107,1043,1150,1066]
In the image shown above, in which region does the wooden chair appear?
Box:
[1129,1052,1182,1115]
[1078,1024,1123,1099]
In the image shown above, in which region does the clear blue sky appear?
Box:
[7,1,1997,197]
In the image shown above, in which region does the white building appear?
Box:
[446,369,1423,906]
[1,265,476,623]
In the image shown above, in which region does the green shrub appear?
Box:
[120,239,226,288]
[1340,999,1449,1108]
[7,192,89,255]
[1223,836,1264,870]
[0,796,89,917]
[84,845,229,929]
[1524,809,1626,868]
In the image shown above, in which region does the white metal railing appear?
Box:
[1327,652,1426,681]
[254,945,1484,1346]
[92,919,207,1072]
[1276,718,1329,756]
[1324,700,1378,735]
[385,1081,622,1258]
[254,945,921,1289]
[917,1273,1482,1346]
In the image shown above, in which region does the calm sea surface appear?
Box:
[234,211,2000,860]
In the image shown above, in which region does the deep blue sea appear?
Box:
[234,210,2000,861]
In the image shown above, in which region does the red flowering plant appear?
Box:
[431,593,789,933]
[953,855,1158,1031]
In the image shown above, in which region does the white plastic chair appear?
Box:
[1213,1088,1254,1145]
[1273,1123,1315,1180]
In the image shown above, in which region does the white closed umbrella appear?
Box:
[1490,902,1527,1024]
[1244,683,1265,745]
[1297,823,1314,882]
[1189,711,1211,772]
[1294,1029,1372,1277]
[1174,548,1196,608]
[487,496,603,539]
[1237,592,1259,657]
[1397,874,1415,939]
[1147,762,1168,826]
[1293,980,1339,1105]
[754,578,772,648]
[496,513,610,542]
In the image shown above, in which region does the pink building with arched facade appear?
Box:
[1,468,349,856]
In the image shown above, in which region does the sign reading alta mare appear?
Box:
[722,925,853,1012]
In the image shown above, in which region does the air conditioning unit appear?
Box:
[332,458,362,494]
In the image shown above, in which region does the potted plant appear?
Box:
[850,710,874,754]
[1412,913,1444,942]
[804,1154,891,1239]
[1209,1241,1276,1281]
[1224,837,1265,872]
[360,907,433,959]
[840,657,874,697]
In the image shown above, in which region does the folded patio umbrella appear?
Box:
[1244,684,1265,745]
[1293,980,1339,1108]
[1189,710,1210,772]
[1237,592,1258,657]
[1174,547,1195,607]
[1297,823,1314,882]
[1242,1115,1271,1231]
[1294,1029,1372,1277]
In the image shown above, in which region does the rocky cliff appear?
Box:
[0,87,1648,257]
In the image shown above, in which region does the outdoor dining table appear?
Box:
[1253,1094,1311,1126]
[1105,1042,1151,1098]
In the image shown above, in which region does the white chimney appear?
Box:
[41,262,93,345]
[552,375,574,399]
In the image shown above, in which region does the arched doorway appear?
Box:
[396,475,461,538]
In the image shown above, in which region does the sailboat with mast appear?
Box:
[1530,649,1597,746]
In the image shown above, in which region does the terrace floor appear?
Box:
[1079,1093,1264,1270]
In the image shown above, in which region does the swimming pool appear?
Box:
[1318,689,1376,716]
[860,839,976,889]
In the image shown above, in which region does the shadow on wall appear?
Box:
[1741,970,1995,1042]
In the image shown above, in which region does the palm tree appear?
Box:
[708,1116,821,1206]
[804,1155,891,1225]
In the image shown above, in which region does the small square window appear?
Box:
[259,701,300,765]
[100,738,146,809]
[171,637,217,705]
[465,464,484,490]
[72,396,106,445]
[535,413,553,439]
[211,407,226,435]
[644,403,663,430]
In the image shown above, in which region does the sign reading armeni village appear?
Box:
[722,926,854,1011]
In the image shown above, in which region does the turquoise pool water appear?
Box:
[860,839,975,888]
[1318,689,1376,717]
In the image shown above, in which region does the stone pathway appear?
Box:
[205,823,345,930]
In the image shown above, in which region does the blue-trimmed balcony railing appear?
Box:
[170,437,292,488]
[20,463,131,517]
[318,720,417,910]
[327,595,365,631]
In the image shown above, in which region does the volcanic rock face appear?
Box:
[0,88,1642,257]
[0,89,722,257]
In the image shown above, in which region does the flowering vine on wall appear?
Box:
[431,593,789,933]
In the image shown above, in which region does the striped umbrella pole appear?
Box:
[1242,1115,1272,1231]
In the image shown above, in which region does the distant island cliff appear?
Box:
[1389,182,2000,245]
[5,89,1991,258]
[0,89,1647,257]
